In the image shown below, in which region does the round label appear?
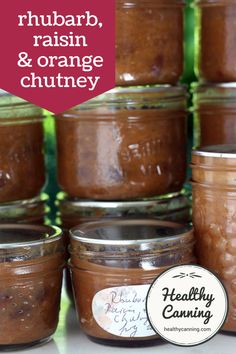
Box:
[146,265,228,347]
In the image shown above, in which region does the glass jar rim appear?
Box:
[194,0,235,5]
[117,0,185,6]
[192,82,236,105]
[0,193,48,211]
[0,90,43,118]
[56,85,188,115]
[192,145,236,159]
[70,219,193,247]
[56,191,190,215]
[0,224,62,249]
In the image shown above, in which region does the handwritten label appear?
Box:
[92,285,155,338]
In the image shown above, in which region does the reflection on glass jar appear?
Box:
[194,0,236,82]
[57,190,192,302]
[55,86,188,200]
[116,0,185,85]
[0,193,49,225]
[69,219,194,345]
[0,91,45,203]
[192,83,236,147]
[0,224,65,350]
[56,191,191,229]
[191,145,236,332]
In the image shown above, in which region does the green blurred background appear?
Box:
[44,1,196,223]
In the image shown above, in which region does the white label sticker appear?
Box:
[92,284,155,338]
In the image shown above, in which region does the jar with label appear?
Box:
[194,0,236,82]
[191,145,236,332]
[116,0,185,85]
[69,219,195,345]
[192,83,236,147]
[0,193,49,225]
[57,191,191,302]
[0,91,45,203]
[55,86,188,200]
[0,224,65,350]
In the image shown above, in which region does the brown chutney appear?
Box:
[56,191,192,301]
[0,224,65,350]
[116,0,185,86]
[69,219,195,345]
[195,0,236,82]
[55,86,188,200]
[191,145,236,332]
[192,83,236,147]
[0,92,45,203]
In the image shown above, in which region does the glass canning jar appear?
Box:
[191,145,236,332]
[194,0,236,82]
[55,86,188,200]
[69,219,195,345]
[0,91,45,203]
[116,0,185,86]
[57,191,191,302]
[0,193,49,225]
[192,83,236,147]
[0,224,65,350]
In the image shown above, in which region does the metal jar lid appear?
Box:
[70,219,194,255]
[194,0,234,5]
[192,145,236,159]
[56,191,191,219]
[58,85,188,115]
[117,0,185,7]
[0,90,43,119]
[0,224,64,261]
[191,82,236,107]
[0,193,49,221]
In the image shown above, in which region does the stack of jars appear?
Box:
[55,0,190,230]
[191,0,236,333]
[192,0,236,147]
[54,0,191,299]
[0,91,49,225]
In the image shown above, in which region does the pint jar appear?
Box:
[69,219,195,345]
[0,224,65,349]
[116,0,185,85]
[0,193,49,225]
[55,86,188,200]
[192,145,236,332]
[0,91,45,203]
[194,0,236,82]
[192,83,236,147]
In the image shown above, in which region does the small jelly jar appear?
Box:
[192,83,236,147]
[116,0,185,85]
[194,0,236,82]
[55,86,188,200]
[0,91,45,203]
[57,191,191,302]
[69,219,194,345]
[191,145,236,332]
[0,224,65,350]
[0,193,50,225]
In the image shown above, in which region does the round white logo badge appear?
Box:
[146,265,228,346]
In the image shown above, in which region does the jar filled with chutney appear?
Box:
[55,86,188,201]
[192,145,236,332]
[0,91,45,203]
